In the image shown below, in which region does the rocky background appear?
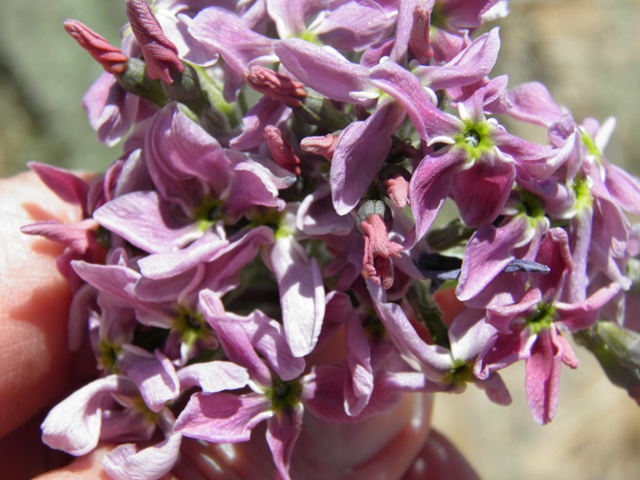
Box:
[1,0,639,479]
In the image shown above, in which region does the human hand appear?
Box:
[0,171,479,480]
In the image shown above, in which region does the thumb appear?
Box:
[0,171,86,439]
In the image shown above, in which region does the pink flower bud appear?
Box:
[359,210,403,290]
[63,20,129,75]
[300,134,337,160]
[263,126,302,176]
[409,6,433,64]
[126,0,184,84]
[385,174,411,209]
[246,66,307,108]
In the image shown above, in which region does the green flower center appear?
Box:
[464,129,481,148]
[443,361,474,386]
[298,30,321,45]
[517,189,548,230]
[193,195,224,231]
[132,395,161,424]
[98,339,122,373]
[250,208,292,239]
[172,306,210,346]
[454,120,494,161]
[526,303,556,334]
[267,377,302,413]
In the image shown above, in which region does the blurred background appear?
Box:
[1,0,640,479]
[0,0,126,176]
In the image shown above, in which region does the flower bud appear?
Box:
[378,165,412,209]
[300,134,338,160]
[263,126,301,176]
[356,200,403,290]
[63,20,128,75]
[126,0,184,84]
[293,90,351,132]
[245,66,307,108]
[409,6,433,64]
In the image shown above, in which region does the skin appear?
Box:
[0,172,478,480]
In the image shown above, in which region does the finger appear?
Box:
[0,171,84,438]
[0,410,72,479]
[188,392,433,480]
[401,428,481,480]
[32,445,118,480]
[433,288,465,325]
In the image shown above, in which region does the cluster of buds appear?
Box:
[23,0,640,479]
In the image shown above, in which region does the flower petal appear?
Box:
[41,376,135,456]
[262,236,325,357]
[330,97,405,215]
[174,392,273,443]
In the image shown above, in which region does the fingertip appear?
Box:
[32,445,117,480]
[401,429,481,480]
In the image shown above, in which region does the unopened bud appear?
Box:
[64,20,128,74]
[409,6,433,64]
[293,90,351,131]
[300,134,338,160]
[355,200,389,234]
[246,66,306,108]
[126,0,184,84]
[116,57,169,107]
[356,200,403,290]
[263,126,301,176]
[378,165,412,209]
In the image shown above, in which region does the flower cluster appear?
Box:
[23,0,640,479]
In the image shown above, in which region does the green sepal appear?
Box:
[407,281,451,349]
[116,57,169,107]
[293,89,351,131]
[425,218,475,252]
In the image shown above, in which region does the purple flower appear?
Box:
[93,103,295,254]
[41,375,182,480]
[188,6,278,101]
[367,280,512,404]
[456,189,550,306]
[371,64,561,245]
[174,291,305,480]
[260,205,326,357]
[481,229,622,423]
[428,0,507,63]
[267,0,397,52]
[35,2,640,476]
